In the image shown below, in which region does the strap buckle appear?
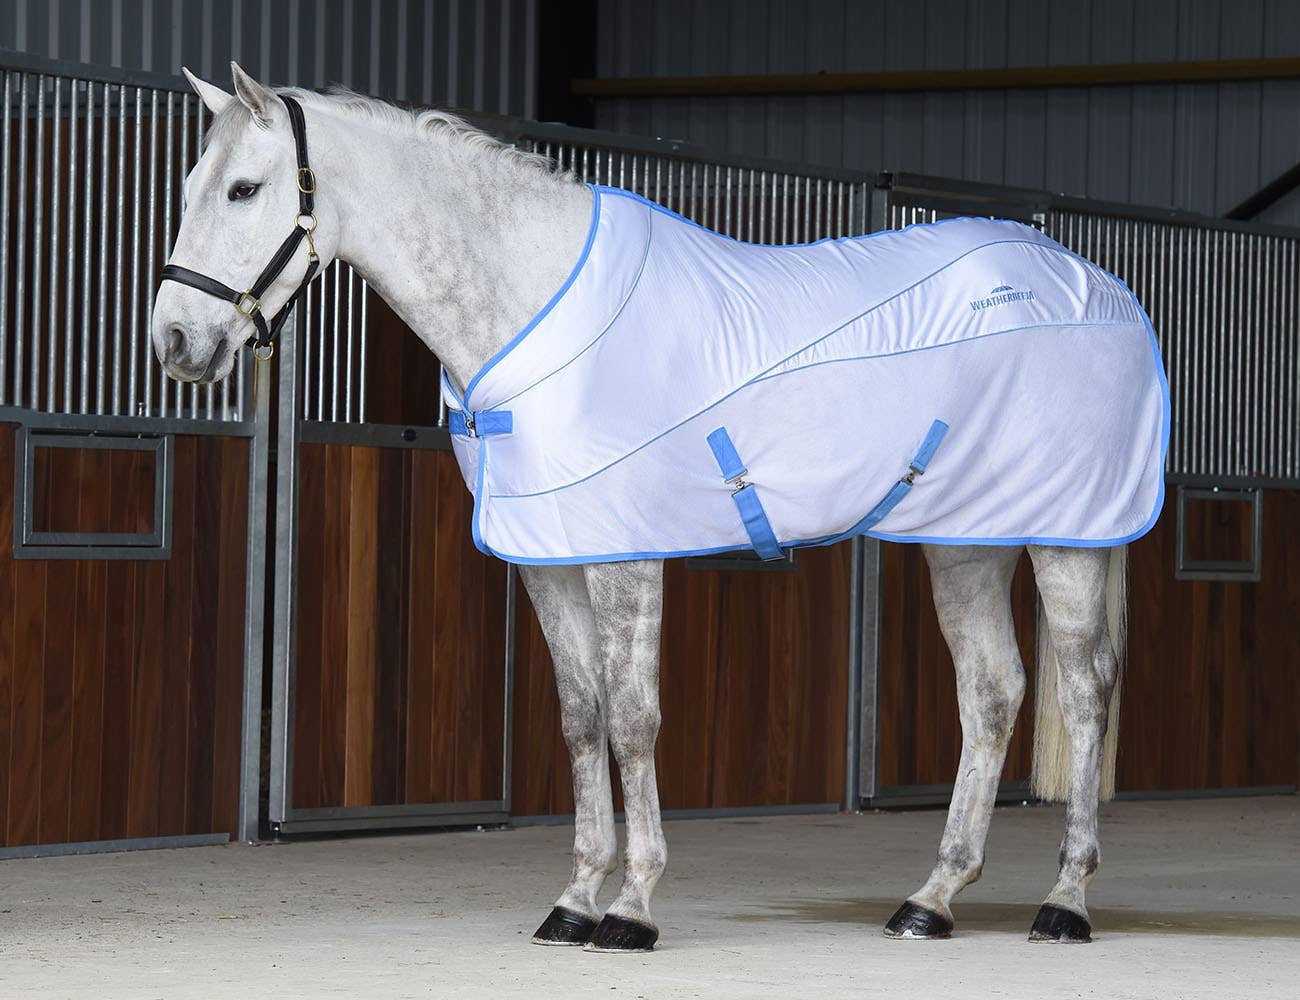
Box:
[296,166,317,194]
[235,291,261,318]
[725,469,749,495]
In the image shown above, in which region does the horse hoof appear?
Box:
[1028,904,1092,943]
[532,906,599,946]
[883,901,954,939]
[583,914,659,953]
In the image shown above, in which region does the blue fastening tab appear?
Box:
[909,419,949,474]
[706,426,746,482]
[449,409,514,438]
[707,426,784,560]
[857,480,914,533]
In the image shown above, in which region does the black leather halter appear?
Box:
[160,94,320,358]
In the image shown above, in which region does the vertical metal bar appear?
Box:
[30,76,46,411]
[95,83,110,415]
[268,302,301,825]
[129,86,144,416]
[238,346,274,842]
[62,80,79,413]
[501,566,517,814]
[345,264,355,422]
[331,262,341,422]
[145,88,158,418]
[161,90,176,419]
[0,72,10,407]
[111,82,127,416]
[45,76,62,411]
[302,276,315,421]
[316,268,327,420]
[359,277,368,423]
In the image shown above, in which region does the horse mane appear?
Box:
[206,85,559,178]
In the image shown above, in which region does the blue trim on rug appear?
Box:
[462,186,603,409]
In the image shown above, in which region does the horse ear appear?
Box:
[182,66,233,115]
[230,61,275,126]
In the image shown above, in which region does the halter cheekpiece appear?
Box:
[160,95,320,359]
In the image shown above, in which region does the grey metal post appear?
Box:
[268,310,302,825]
[856,538,883,803]
[502,566,517,814]
[237,342,275,842]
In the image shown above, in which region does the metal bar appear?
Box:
[96,82,111,415]
[0,71,10,407]
[502,566,517,813]
[331,262,341,422]
[274,807,508,836]
[62,78,78,413]
[128,86,144,416]
[237,344,274,842]
[45,76,61,411]
[14,74,29,407]
[144,88,158,417]
[159,90,175,418]
[359,278,368,423]
[0,832,230,861]
[112,82,127,416]
[345,264,355,422]
[30,75,45,411]
[268,306,302,823]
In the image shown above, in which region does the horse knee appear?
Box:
[559,697,605,758]
[608,702,660,760]
[959,663,1025,748]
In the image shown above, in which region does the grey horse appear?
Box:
[152,65,1130,953]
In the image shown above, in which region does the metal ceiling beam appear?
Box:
[573,57,1300,99]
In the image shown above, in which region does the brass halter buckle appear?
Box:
[296,166,317,194]
[235,291,262,318]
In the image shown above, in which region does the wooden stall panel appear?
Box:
[0,427,248,848]
[30,445,156,534]
[873,490,1299,796]
[1121,489,1299,791]
[512,544,852,817]
[292,444,508,810]
[876,548,1039,791]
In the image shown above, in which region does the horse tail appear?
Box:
[1029,545,1128,803]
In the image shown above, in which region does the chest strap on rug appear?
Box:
[449,409,513,438]
[707,427,784,561]
[855,419,950,532]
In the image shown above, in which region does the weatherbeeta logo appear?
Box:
[970,284,1035,312]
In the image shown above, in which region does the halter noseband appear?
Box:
[160,94,320,360]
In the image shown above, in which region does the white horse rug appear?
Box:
[442,185,1169,565]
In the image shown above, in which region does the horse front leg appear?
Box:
[583,558,667,952]
[520,564,618,947]
[1024,545,1120,944]
[886,544,1026,939]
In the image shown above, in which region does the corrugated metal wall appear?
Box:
[0,0,537,115]
[593,0,1300,225]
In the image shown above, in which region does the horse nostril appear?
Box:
[164,327,185,362]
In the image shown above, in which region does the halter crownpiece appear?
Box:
[160,94,320,360]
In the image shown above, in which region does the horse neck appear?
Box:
[317,111,593,394]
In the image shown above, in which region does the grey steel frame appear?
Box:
[266,315,515,836]
[0,53,267,847]
[13,428,174,559]
[1174,485,1263,582]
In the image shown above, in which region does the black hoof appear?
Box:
[883,900,954,939]
[532,906,599,946]
[1028,903,1092,943]
[583,913,659,953]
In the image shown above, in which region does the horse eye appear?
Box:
[228,182,260,202]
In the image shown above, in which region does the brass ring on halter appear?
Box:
[296,166,317,194]
[253,342,275,362]
[296,211,317,233]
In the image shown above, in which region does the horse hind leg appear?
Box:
[885,544,1026,939]
[1025,544,1124,944]
[520,564,618,947]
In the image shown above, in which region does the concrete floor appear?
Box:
[0,798,1296,999]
